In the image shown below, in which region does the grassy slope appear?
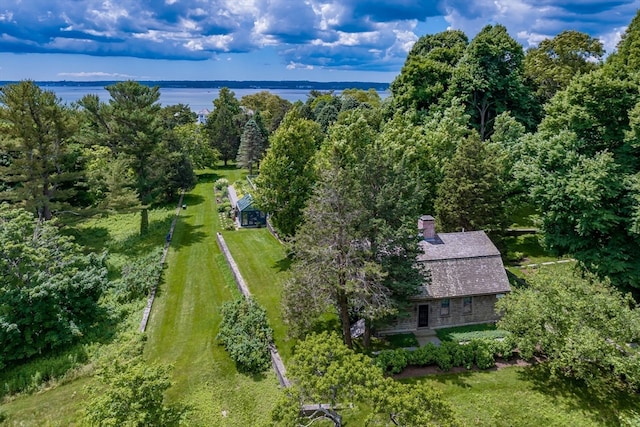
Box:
[143,169,281,426]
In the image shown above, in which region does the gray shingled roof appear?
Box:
[416,231,510,298]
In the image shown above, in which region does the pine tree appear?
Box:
[236,118,265,175]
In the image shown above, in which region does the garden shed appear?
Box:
[227,185,266,228]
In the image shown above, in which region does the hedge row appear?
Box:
[374,338,516,374]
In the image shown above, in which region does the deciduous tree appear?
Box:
[497,266,640,392]
[524,30,604,102]
[254,113,323,237]
[0,205,107,368]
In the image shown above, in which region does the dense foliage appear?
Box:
[0,205,107,368]
[84,338,183,427]
[216,297,274,374]
[497,266,640,392]
[272,332,459,427]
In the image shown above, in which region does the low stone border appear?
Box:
[139,191,185,333]
[216,232,291,388]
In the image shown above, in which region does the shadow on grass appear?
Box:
[518,364,638,426]
[180,193,205,208]
[197,172,221,184]
[65,225,112,254]
[109,214,175,257]
[272,256,293,272]
[169,217,207,251]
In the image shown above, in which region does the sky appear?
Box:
[0,0,637,83]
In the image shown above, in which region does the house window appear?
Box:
[463,296,472,314]
[440,299,450,317]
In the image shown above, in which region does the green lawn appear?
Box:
[408,366,640,426]
[143,169,281,426]
[222,228,294,361]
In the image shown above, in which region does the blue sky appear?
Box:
[0,0,637,82]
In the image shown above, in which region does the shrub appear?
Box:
[112,248,163,302]
[473,339,496,370]
[451,342,475,369]
[434,345,453,371]
[217,298,273,374]
[214,178,229,191]
[408,343,438,366]
[217,201,231,213]
[375,349,409,374]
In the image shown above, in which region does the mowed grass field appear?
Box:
[143,169,281,426]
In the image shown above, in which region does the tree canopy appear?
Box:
[0,205,107,368]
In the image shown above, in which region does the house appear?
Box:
[378,215,511,334]
[197,108,210,124]
[227,186,267,228]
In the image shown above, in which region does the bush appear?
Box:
[473,339,496,369]
[375,349,409,374]
[112,248,163,302]
[214,178,229,191]
[217,298,273,374]
[217,201,231,213]
[408,343,438,366]
[434,344,453,371]
[451,343,475,369]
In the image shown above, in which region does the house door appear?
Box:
[417,304,429,328]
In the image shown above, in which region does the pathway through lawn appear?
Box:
[144,170,281,426]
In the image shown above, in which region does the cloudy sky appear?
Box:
[0,0,637,82]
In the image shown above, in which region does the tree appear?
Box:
[159,103,197,129]
[271,332,459,427]
[497,266,640,392]
[284,113,424,348]
[240,91,291,133]
[391,30,468,113]
[236,118,266,175]
[446,25,539,139]
[84,339,183,426]
[606,9,640,78]
[204,87,242,165]
[515,68,640,290]
[173,122,219,169]
[524,30,604,102]
[0,81,79,221]
[254,112,323,237]
[0,205,107,368]
[434,131,508,234]
[284,155,389,348]
[78,81,165,234]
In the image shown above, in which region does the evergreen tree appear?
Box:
[236,118,265,175]
[0,81,79,221]
[435,131,507,234]
[204,87,242,165]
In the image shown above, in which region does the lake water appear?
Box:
[43,85,389,113]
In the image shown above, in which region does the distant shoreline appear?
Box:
[0,80,390,91]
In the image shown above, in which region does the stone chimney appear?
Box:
[418,215,436,241]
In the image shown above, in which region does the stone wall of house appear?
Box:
[377,294,502,335]
[426,294,500,329]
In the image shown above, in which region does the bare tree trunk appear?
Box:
[363,320,372,349]
[140,207,149,235]
[337,290,352,349]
